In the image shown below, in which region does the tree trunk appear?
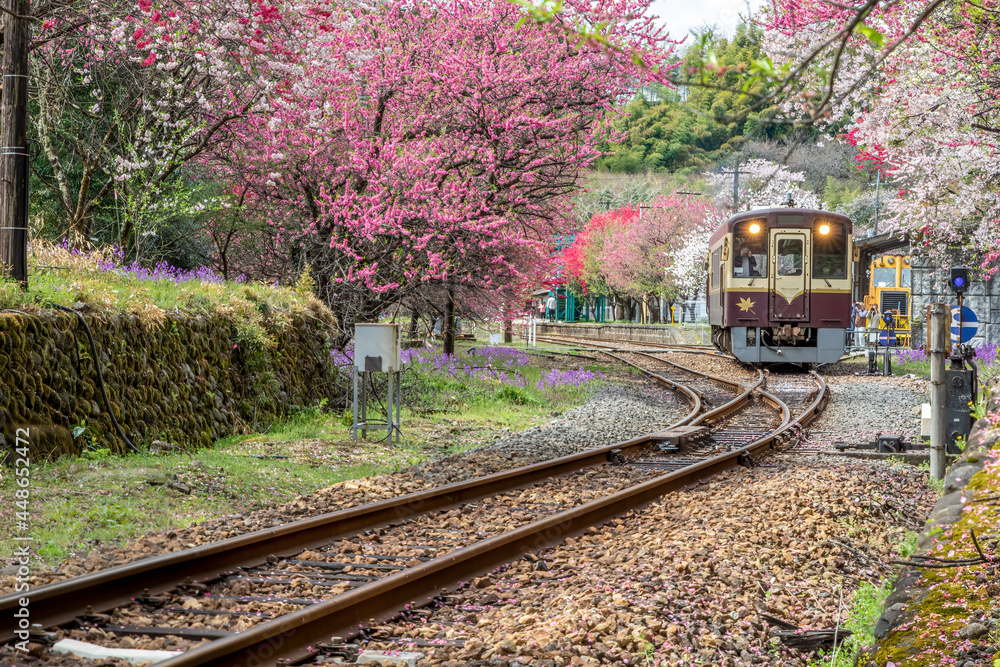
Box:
[503,319,512,343]
[443,288,456,355]
[409,308,419,338]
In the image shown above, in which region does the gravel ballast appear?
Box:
[806,371,928,450]
[0,352,942,667]
[368,456,937,667]
[409,381,690,486]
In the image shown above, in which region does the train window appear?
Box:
[901,268,912,288]
[873,267,896,288]
[732,220,767,278]
[812,221,848,280]
[777,239,803,276]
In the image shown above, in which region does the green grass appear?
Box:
[809,580,895,667]
[0,440,420,566]
[897,530,920,559]
[915,460,945,496]
[0,242,330,348]
[806,532,922,667]
[398,346,616,454]
[891,357,931,377]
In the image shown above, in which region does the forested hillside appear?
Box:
[595,24,786,174]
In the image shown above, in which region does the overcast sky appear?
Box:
[647,0,766,40]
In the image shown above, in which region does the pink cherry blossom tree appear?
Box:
[205,0,677,339]
[564,194,717,322]
[764,0,1000,273]
[706,158,819,212]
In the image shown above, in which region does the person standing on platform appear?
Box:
[866,304,880,346]
[546,294,557,322]
[852,302,866,347]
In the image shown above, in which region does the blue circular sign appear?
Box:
[878,329,897,346]
[951,305,979,343]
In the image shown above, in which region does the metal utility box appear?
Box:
[354,323,400,373]
[944,367,974,454]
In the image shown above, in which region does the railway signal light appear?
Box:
[950,266,969,294]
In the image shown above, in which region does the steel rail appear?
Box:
[627,350,748,393]
[157,372,826,667]
[625,351,801,429]
[601,351,702,423]
[692,379,763,426]
[534,334,726,358]
[1,359,715,642]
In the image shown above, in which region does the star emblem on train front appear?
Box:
[737,297,756,314]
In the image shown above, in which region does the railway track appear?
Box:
[1,352,826,667]
[533,332,726,358]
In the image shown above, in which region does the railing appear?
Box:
[844,325,911,350]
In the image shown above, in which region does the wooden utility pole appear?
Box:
[732,158,739,212]
[718,159,740,213]
[0,0,30,287]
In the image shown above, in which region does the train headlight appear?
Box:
[819,224,831,235]
[749,223,761,234]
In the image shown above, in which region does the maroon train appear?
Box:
[707,207,853,364]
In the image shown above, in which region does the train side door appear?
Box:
[769,231,810,321]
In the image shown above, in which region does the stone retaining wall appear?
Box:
[537,322,706,346]
[910,256,1000,348]
[857,382,1000,666]
[0,306,339,459]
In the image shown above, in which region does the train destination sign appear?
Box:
[950,305,979,343]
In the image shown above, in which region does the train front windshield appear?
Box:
[873,268,896,287]
[733,219,767,278]
[812,220,848,279]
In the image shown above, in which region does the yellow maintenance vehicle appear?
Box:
[864,254,912,347]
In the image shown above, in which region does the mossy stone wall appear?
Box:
[857,383,1000,666]
[0,309,339,459]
